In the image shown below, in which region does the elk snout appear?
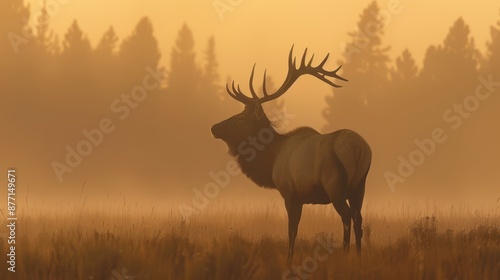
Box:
[211,124,223,139]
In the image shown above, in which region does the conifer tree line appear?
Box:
[1,0,499,192]
[1,0,238,187]
[324,2,499,193]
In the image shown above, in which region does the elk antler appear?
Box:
[226,45,348,105]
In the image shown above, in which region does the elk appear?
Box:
[211,46,372,261]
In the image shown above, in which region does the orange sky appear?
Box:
[25,0,499,64]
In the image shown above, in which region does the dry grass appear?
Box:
[0,201,499,280]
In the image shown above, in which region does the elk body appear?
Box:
[211,47,372,261]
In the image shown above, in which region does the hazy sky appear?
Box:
[25,0,499,65]
[24,0,500,128]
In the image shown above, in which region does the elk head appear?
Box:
[211,46,348,153]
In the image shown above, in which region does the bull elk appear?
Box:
[211,46,372,261]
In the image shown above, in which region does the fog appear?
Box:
[1,0,499,209]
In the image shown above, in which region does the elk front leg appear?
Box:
[285,199,303,263]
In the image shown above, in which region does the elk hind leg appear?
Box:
[349,176,366,254]
[332,198,352,252]
[285,199,303,263]
[323,170,352,251]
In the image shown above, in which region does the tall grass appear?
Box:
[0,201,499,279]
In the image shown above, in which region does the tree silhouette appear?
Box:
[34,2,54,55]
[62,20,91,58]
[1,0,33,92]
[119,17,161,69]
[1,0,31,55]
[201,36,221,100]
[486,10,500,79]
[96,26,118,57]
[58,20,93,96]
[382,48,420,143]
[391,49,418,85]
[421,18,478,83]
[198,35,239,118]
[419,17,479,119]
[404,17,479,140]
[29,2,57,90]
[385,48,419,126]
[386,48,419,113]
[324,1,390,132]
[167,23,200,98]
[94,26,119,96]
[411,18,482,190]
[119,17,162,88]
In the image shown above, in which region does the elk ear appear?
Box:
[253,104,264,120]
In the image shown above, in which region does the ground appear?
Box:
[0,202,499,280]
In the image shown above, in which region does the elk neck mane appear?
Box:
[229,122,285,189]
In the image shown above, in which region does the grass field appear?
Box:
[0,201,499,280]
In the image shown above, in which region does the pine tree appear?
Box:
[385,49,418,125]
[60,20,92,91]
[416,17,480,133]
[323,1,390,132]
[94,26,119,93]
[442,18,479,72]
[201,36,221,99]
[35,1,54,55]
[421,18,478,83]
[31,1,58,89]
[342,1,390,90]
[118,17,162,90]
[167,23,200,97]
[486,9,500,79]
[120,17,161,73]
[1,0,31,55]
[421,18,479,85]
[96,26,118,56]
[62,21,85,49]
[62,20,91,58]
[1,0,32,89]
[385,49,419,137]
[391,49,418,84]
[417,17,480,127]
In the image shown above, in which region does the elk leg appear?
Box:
[353,210,363,254]
[349,176,366,255]
[351,197,364,254]
[285,199,303,263]
[332,199,352,252]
